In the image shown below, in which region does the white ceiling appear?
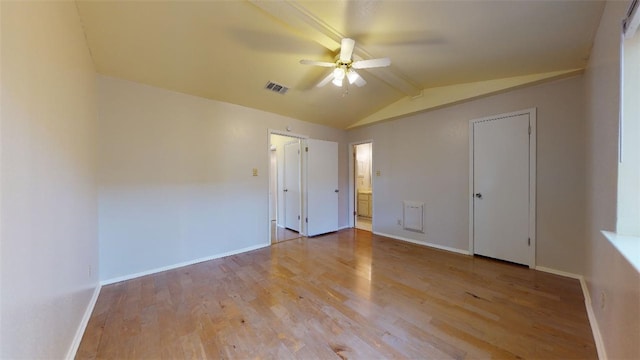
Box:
[76,0,605,129]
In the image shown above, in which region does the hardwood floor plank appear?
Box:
[77,230,596,359]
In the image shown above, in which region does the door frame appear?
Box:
[468,108,537,268]
[348,140,374,229]
[268,129,308,244]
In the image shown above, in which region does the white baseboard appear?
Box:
[581,277,607,360]
[338,225,352,231]
[66,284,102,360]
[101,242,270,286]
[373,231,471,255]
[535,266,606,360]
[535,265,582,279]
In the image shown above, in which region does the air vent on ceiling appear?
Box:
[265,81,289,95]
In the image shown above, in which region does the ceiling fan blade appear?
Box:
[352,57,391,69]
[349,70,367,87]
[316,72,335,87]
[300,59,336,67]
[340,38,356,63]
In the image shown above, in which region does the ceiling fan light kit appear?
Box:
[346,70,361,85]
[332,67,346,86]
[300,38,390,89]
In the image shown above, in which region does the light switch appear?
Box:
[252,168,258,176]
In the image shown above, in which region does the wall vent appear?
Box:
[265,81,289,95]
[403,201,424,233]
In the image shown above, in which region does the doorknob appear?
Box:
[335,189,339,193]
[475,193,482,199]
[284,189,288,192]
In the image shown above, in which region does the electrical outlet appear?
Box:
[397,219,402,226]
[252,168,258,176]
[376,170,381,176]
[600,291,606,309]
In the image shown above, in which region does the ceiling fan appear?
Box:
[300,38,391,88]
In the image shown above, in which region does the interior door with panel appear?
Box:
[284,141,300,232]
[472,112,533,266]
[305,139,339,236]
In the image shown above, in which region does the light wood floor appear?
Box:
[271,221,302,244]
[77,229,596,359]
[356,216,372,232]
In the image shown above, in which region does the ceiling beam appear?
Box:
[348,68,584,128]
[249,0,342,51]
[248,0,422,97]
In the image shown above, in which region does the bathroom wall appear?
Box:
[356,143,372,192]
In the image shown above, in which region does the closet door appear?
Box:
[305,139,339,236]
[472,112,534,267]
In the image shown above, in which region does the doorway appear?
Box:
[353,142,373,232]
[269,132,340,243]
[469,109,536,267]
[269,133,305,244]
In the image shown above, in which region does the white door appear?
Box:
[306,139,339,236]
[269,150,277,221]
[284,141,300,232]
[472,113,533,266]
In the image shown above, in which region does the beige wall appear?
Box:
[584,1,640,359]
[0,2,99,358]
[348,75,587,274]
[97,76,348,281]
[355,143,372,192]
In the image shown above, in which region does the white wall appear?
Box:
[98,76,348,281]
[584,1,640,359]
[348,76,587,274]
[0,2,99,358]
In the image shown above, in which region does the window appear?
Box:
[618,1,640,236]
[604,0,640,273]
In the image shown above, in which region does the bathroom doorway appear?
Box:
[353,142,373,231]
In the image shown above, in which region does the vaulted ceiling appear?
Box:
[76,0,605,129]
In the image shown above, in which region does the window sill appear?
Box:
[602,231,640,273]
